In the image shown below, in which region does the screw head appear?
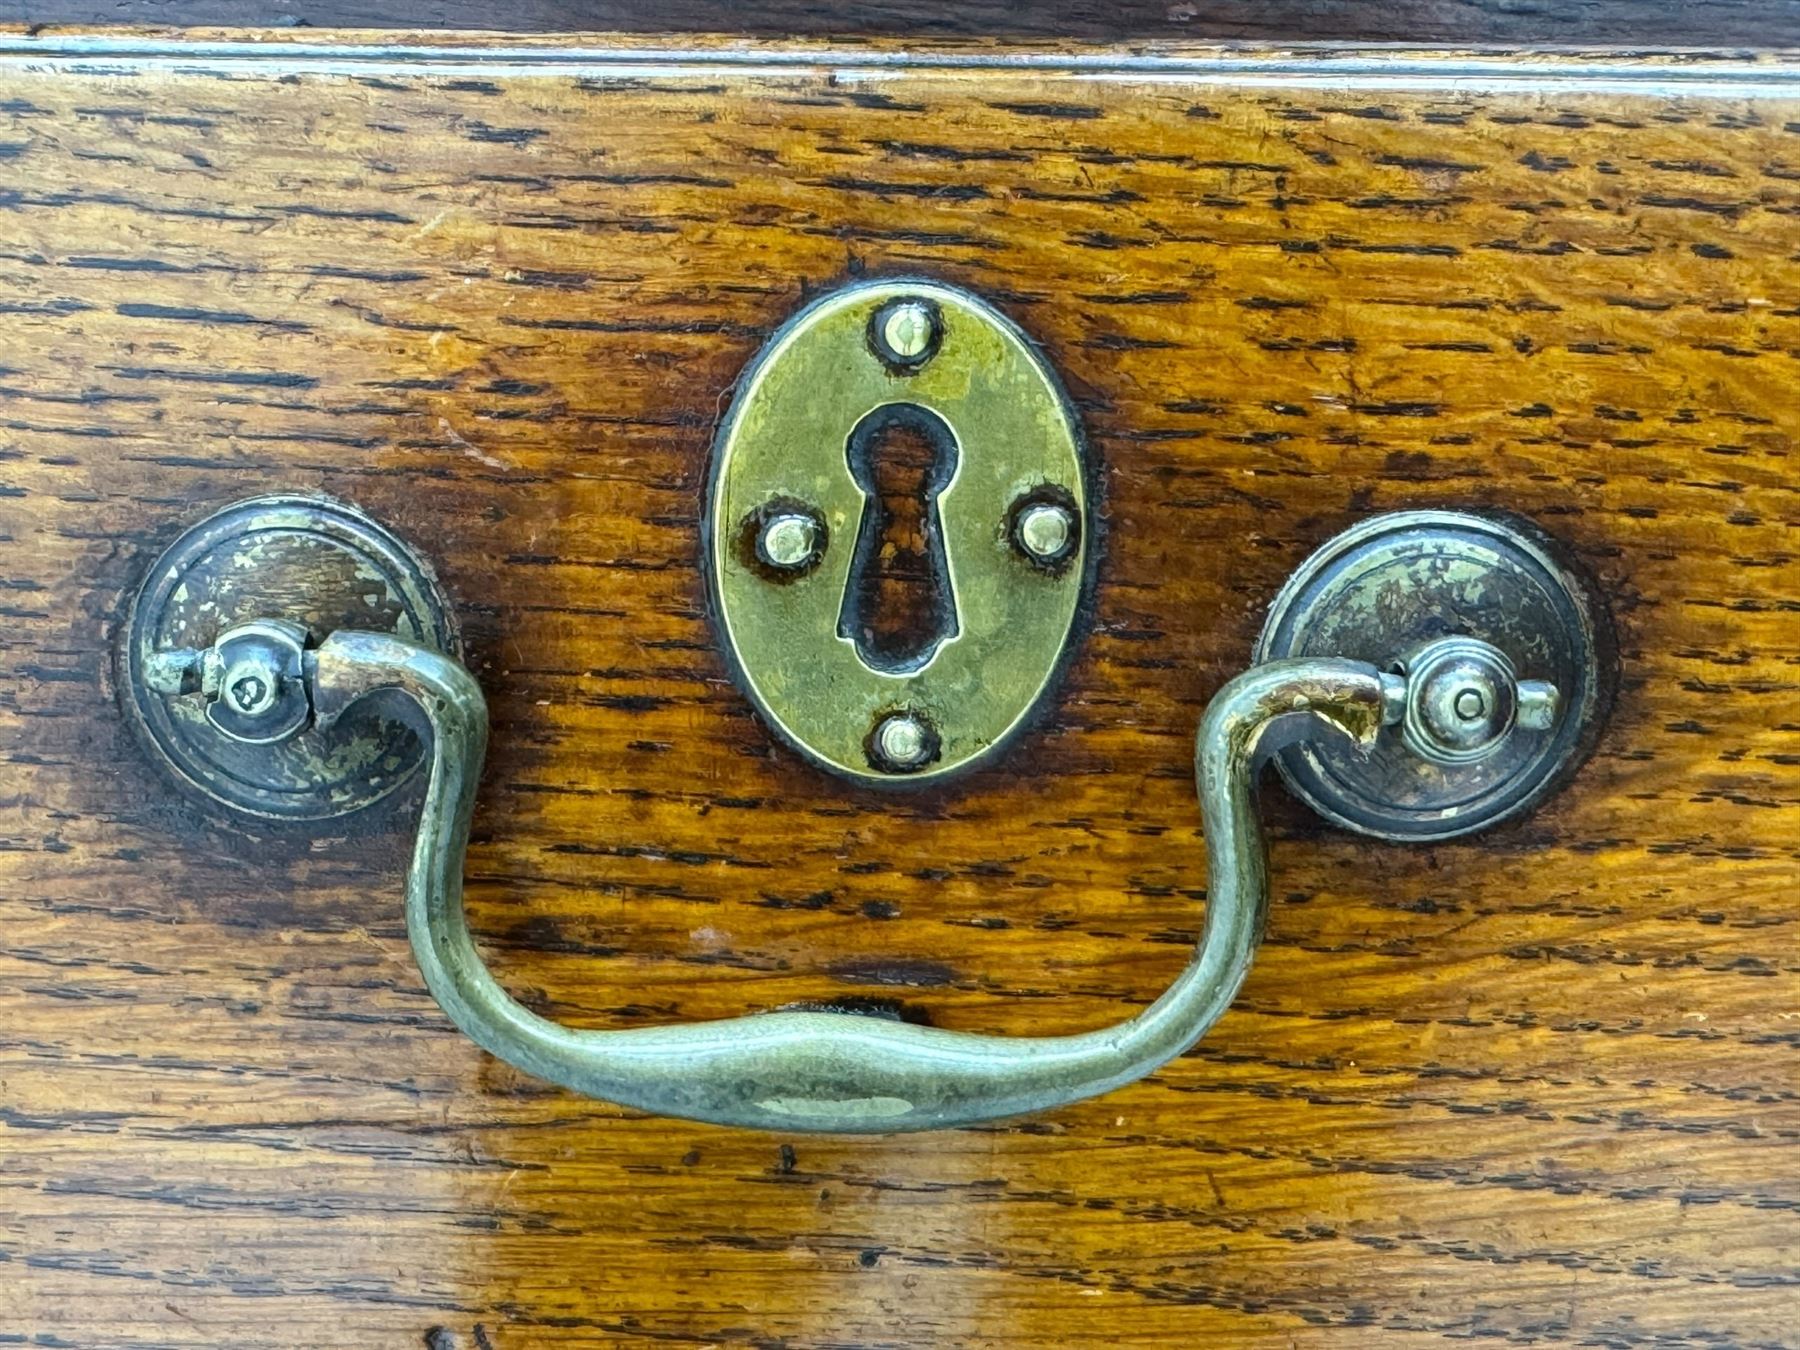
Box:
[1008,493,1080,570]
[198,619,314,746]
[870,711,937,773]
[870,299,941,368]
[223,656,282,718]
[1014,502,1076,564]
[756,510,823,572]
[1401,637,1525,766]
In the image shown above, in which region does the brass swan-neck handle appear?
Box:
[218,625,1387,1133]
[134,505,1598,1133]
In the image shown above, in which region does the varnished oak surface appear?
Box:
[2,36,1799,1349]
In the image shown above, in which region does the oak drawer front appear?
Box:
[2,38,1797,1349]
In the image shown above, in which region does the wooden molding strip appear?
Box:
[6,33,1800,95]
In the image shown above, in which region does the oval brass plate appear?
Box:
[707,280,1091,785]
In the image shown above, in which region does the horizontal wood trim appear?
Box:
[11,34,1800,77]
[9,0,1800,48]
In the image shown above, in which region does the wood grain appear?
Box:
[2,37,1799,1349]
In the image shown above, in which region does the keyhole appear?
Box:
[837,404,961,673]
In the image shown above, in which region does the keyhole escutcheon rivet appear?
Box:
[1008,488,1081,572]
[743,501,827,578]
[869,297,942,370]
[869,709,940,773]
[708,280,1092,785]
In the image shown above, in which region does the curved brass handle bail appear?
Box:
[310,629,1389,1133]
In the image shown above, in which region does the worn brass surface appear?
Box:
[707,279,1090,784]
[1254,510,1608,840]
[122,493,458,819]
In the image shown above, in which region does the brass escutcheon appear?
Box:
[706,280,1092,784]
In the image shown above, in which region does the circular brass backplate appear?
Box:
[124,493,457,820]
[707,280,1092,785]
[1254,510,1609,841]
